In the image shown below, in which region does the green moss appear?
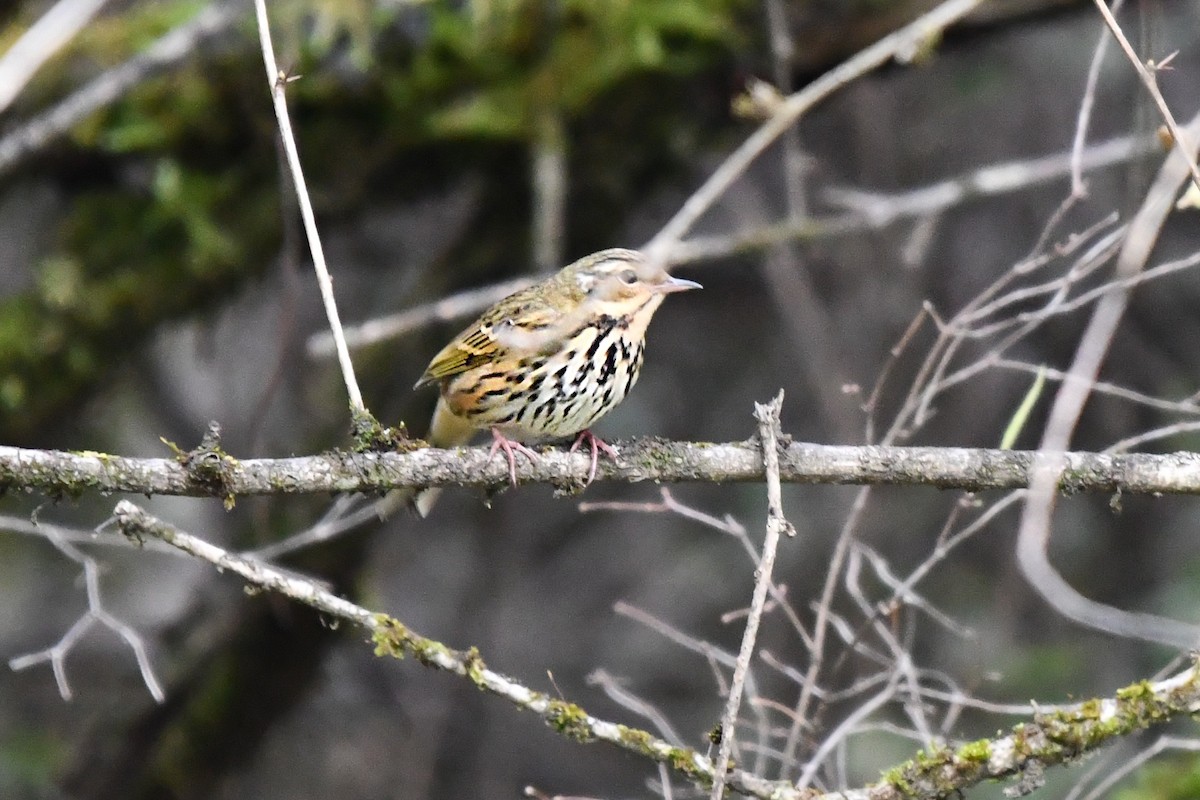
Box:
[372,615,457,667]
[410,637,454,668]
[0,153,279,441]
[957,738,991,763]
[614,726,716,788]
[379,0,743,142]
[1116,680,1155,702]
[666,747,712,788]
[463,646,487,688]
[371,615,411,659]
[351,411,415,453]
[545,699,593,742]
[616,724,653,750]
[876,670,1200,799]
[878,765,915,797]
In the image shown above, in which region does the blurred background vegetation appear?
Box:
[3,1,1200,798]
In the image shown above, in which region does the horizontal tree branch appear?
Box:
[4,441,1200,500]
[112,500,1200,800]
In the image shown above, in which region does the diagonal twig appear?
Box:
[111,499,795,800]
[0,2,239,176]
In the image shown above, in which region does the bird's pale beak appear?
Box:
[656,275,702,294]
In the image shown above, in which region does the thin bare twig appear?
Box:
[796,671,904,790]
[306,276,533,357]
[8,518,164,703]
[711,393,792,799]
[253,0,364,414]
[308,132,1153,360]
[644,0,989,259]
[532,108,567,272]
[586,669,685,746]
[582,488,812,650]
[780,485,871,773]
[1091,0,1200,192]
[1070,0,1125,196]
[1077,736,1200,800]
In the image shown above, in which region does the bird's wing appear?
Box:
[414,296,563,388]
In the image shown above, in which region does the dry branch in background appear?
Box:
[1016,111,1200,650]
[0,2,239,175]
[111,499,1200,800]
[0,0,113,115]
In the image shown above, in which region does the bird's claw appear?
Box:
[488,428,539,486]
[569,430,619,485]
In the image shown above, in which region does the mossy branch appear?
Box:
[4,440,1200,501]
[112,500,1200,800]
[111,500,788,800]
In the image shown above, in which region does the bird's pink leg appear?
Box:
[569,430,619,485]
[488,428,540,486]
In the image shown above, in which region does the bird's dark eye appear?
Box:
[619,269,638,285]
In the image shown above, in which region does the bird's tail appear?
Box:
[401,396,475,517]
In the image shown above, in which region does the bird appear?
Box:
[408,248,700,516]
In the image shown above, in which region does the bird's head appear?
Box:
[563,249,701,317]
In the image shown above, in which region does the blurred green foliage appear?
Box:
[0,727,65,796]
[0,0,745,443]
[1116,754,1200,800]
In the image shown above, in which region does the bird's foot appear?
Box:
[569,430,619,485]
[488,428,540,486]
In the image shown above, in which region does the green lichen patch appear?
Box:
[545,699,594,742]
[371,614,412,660]
[875,669,1200,800]
[351,410,415,453]
[463,646,487,688]
[957,738,991,763]
[370,614,464,673]
[666,746,713,789]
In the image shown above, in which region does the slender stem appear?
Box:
[711,394,791,798]
[1090,0,1200,192]
[253,0,365,413]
